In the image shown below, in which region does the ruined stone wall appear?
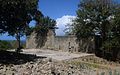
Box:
[26,32,37,49]
[26,30,95,53]
[26,30,54,49]
[54,36,79,52]
[78,38,95,53]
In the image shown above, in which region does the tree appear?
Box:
[73,0,113,38]
[72,0,120,57]
[0,0,39,52]
[33,10,56,35]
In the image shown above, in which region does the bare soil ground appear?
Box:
[21,49,94,61]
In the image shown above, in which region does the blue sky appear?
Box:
[39,0,79,19]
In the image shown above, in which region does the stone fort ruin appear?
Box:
[26,29,95,53]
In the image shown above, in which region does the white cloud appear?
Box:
[55,15,76,36]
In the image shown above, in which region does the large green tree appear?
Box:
[0,0,39,52]
[72,0,120,57]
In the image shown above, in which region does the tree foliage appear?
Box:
[26,14,56,36]
[72,0,120,57]
[0,0,39,34]
[73,0,115,38]
[0,0,39,51]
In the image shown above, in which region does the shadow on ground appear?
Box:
[0,50,46,65]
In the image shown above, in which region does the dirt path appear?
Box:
[21,49,94,61]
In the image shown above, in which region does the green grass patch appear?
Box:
[65,60,109,69]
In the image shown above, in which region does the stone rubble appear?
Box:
[0,57,120,75]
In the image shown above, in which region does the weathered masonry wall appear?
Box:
[54,36,79,52]
[26,32,37,49]
[26,30,79,52]
[26,30,55,49]
[26,30,95,53]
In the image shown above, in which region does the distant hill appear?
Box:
[3,40,26,44]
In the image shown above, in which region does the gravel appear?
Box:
[0,57,119,75]
[2,49,120,75]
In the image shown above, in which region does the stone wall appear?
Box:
[26,29,54,49]
[78,37,95,53]
[26,32,37,49]
[26,29,95,53]
[54,36,79,52]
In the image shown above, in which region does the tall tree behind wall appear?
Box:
[72,0,120,58]
[33,14,56,48]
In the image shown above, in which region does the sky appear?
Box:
[39,0,79,36]
[39,0,79,19]
[0,0,120,40]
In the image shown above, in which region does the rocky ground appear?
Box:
[0,50,120,75]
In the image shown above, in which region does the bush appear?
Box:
[0,40,13,50]
[0,40,11,50]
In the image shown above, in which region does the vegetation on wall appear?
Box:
[26,14,56,48]
[26,11,56,38]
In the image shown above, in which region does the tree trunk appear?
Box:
[16,32,21,52]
